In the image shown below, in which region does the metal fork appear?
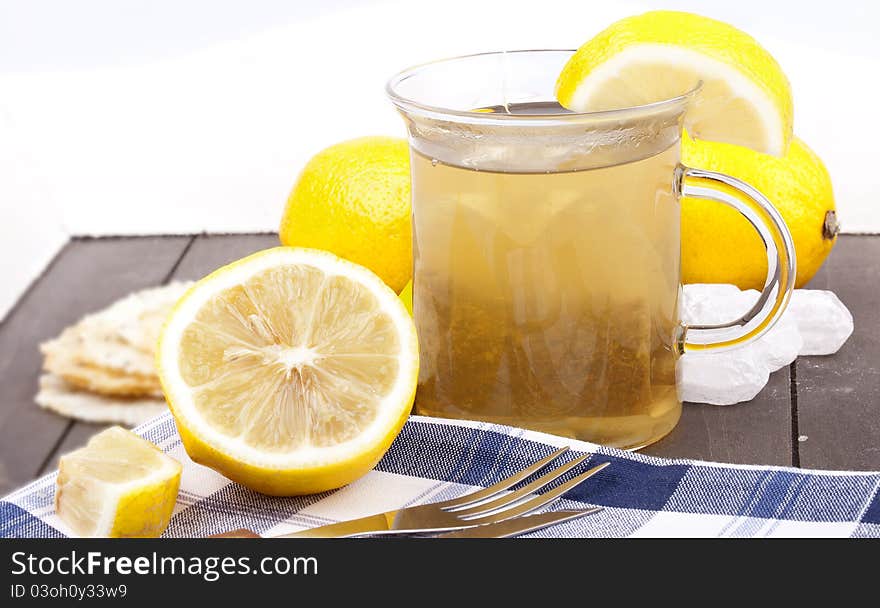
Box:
[210,447,608,538]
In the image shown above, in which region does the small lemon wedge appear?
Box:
[157,247,418,496]
[556,11,793,156]
[55,427,181,538]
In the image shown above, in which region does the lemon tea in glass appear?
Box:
[387,50,795,448]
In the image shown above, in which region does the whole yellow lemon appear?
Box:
[682,134,838,289]
[280,136,411,292]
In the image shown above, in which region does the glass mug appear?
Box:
[386,50,795,449]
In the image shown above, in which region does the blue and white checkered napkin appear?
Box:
[3,412,880,538]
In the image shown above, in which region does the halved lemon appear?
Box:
[157,247,418,496]
[55,426,181,537]
[556,11,793,156]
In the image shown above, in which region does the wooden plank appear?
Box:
[170,233,278,280]
[36,233,278,473]
[0,236,191,494]
[21,233,870,488]
[797,235,880,471]
[643,367,792,466]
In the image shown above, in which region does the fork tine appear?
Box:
[463,461,610,525]
[446,453,591,516]
[433,447,570,509]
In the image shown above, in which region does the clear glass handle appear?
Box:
[678,166,796,353]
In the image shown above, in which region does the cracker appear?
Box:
[39,281,191,396]
[43,350,164,397]
[36,374,167,427]
[95,282,192,353]
[42,324,156,377]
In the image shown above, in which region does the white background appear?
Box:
[1,0,878,318]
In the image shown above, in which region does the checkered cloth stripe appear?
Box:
[3,413,879,538]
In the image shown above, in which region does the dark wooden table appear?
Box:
[1,234,877,495]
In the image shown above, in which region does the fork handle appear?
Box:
[270,513,396,538]
[207,513,395,539]
[208,528,262,538]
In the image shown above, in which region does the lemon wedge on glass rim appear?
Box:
[157,247,418,496]
[556,11,794,156]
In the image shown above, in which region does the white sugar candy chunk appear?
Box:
[679,283,800,405]
[678,349,770,405]
[757,312,803,371]
[674,284,849,405]
[787,290,854,355]
[681,283,755,325]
